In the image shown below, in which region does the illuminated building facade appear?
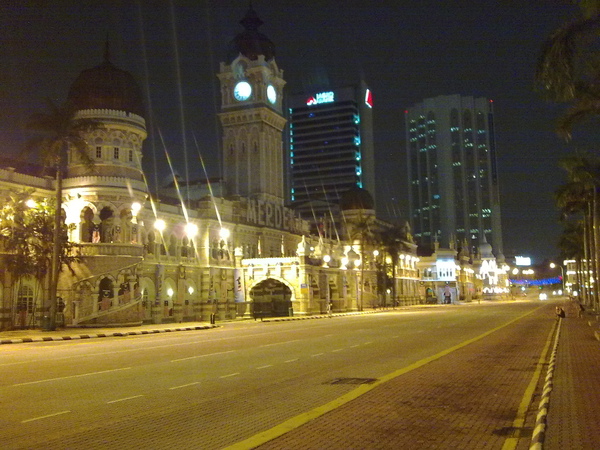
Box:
[406,95,504,256]
[287,82,375,227]
[0,7,419,330]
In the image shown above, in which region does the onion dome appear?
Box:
[339,186,375,211]
[68,42,145,117]
[229,6,275,61]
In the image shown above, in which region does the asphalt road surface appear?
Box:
[0,301,554,449]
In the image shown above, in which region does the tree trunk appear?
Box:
[46,162,62,330]
[593,187,600,310]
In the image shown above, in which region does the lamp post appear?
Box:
[550,262,565,295]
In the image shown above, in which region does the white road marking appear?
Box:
[220,372,240,379]
[364,341,373,345]
[331,348,344,352]
[350,344,360,348]
[171,350,235,362]
[22,410,70,423]
[284,359,299,363]
[106,395,144,404]
[259,339,301,348]
[311,353,324,357]
[12,367,132,387]
[256,365,273,370]
[168,382,200,390]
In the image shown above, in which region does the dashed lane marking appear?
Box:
[106,395,144,404]
[219,373,240,379]
[171,350,235,362]
[22,410,71,423]
[168,382,200,390]
[256,365,273,370]
[11,367,132,387]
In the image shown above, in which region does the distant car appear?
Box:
[539,293,548,300]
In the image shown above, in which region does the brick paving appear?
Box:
[544,306,600,449]
[255,307,555,450]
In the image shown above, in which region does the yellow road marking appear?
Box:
[224,307,541,450]
[501,318,557,449]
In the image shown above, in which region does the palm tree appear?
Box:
[555,152,600,307]
[346,212,377,310]
[0,192,80,328]
[378,224,408,307]
[558,220,586,300]
[25,99,100,330]
[535,2,600,140]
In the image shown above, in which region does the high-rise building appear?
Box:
[287,82,375,225]
[406,95,503,255]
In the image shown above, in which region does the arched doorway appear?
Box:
[250,278,292,318]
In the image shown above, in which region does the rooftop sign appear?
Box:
[306,91,335,106]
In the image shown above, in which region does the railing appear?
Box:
[74,295,142,325]
[75,243,144,258]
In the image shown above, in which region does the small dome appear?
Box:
[339,186,374,211]
[68,44,144,117]
[228,7,275,61]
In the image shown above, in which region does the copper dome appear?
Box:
[68,45,144,117]
[339,186,375,211]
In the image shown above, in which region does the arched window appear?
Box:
[17,285,35,313]
[98,278,114,311]
[99,207,115,243]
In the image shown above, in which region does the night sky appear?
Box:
[0,1,586,263]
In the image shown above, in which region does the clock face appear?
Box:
[234,81,252,101]
[267,85,277,104]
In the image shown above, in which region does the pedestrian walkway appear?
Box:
[0,307,410,345]
[0,321,216,344]
[543,306,600,449]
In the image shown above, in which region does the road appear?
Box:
[0,301,555,449]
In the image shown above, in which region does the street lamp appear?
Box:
[550,262,565,294]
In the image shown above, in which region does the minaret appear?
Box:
[217,6,287,205]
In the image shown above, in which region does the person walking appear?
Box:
[578,301,585,318]
[555,306,566,321]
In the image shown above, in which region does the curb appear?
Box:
[529,319,562,449]
[263,309,384,322]
[0,325,217,345]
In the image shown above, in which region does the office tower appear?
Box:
[406,95,503,255]
[288,81,375,224]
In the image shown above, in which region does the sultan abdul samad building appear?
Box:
[0,7,421,330]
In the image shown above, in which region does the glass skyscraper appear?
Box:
[406,95,503,255]
[288,81,375,224]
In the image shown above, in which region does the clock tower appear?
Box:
[217,6,286,206]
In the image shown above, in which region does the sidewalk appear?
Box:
[0,307,409,345]
[543,309,600,449]
[0,321,216,344]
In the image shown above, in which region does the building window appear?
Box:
[113,147,120,159]
[96,146,102,159]
[17,285,35,313]
[128,150,133,162]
